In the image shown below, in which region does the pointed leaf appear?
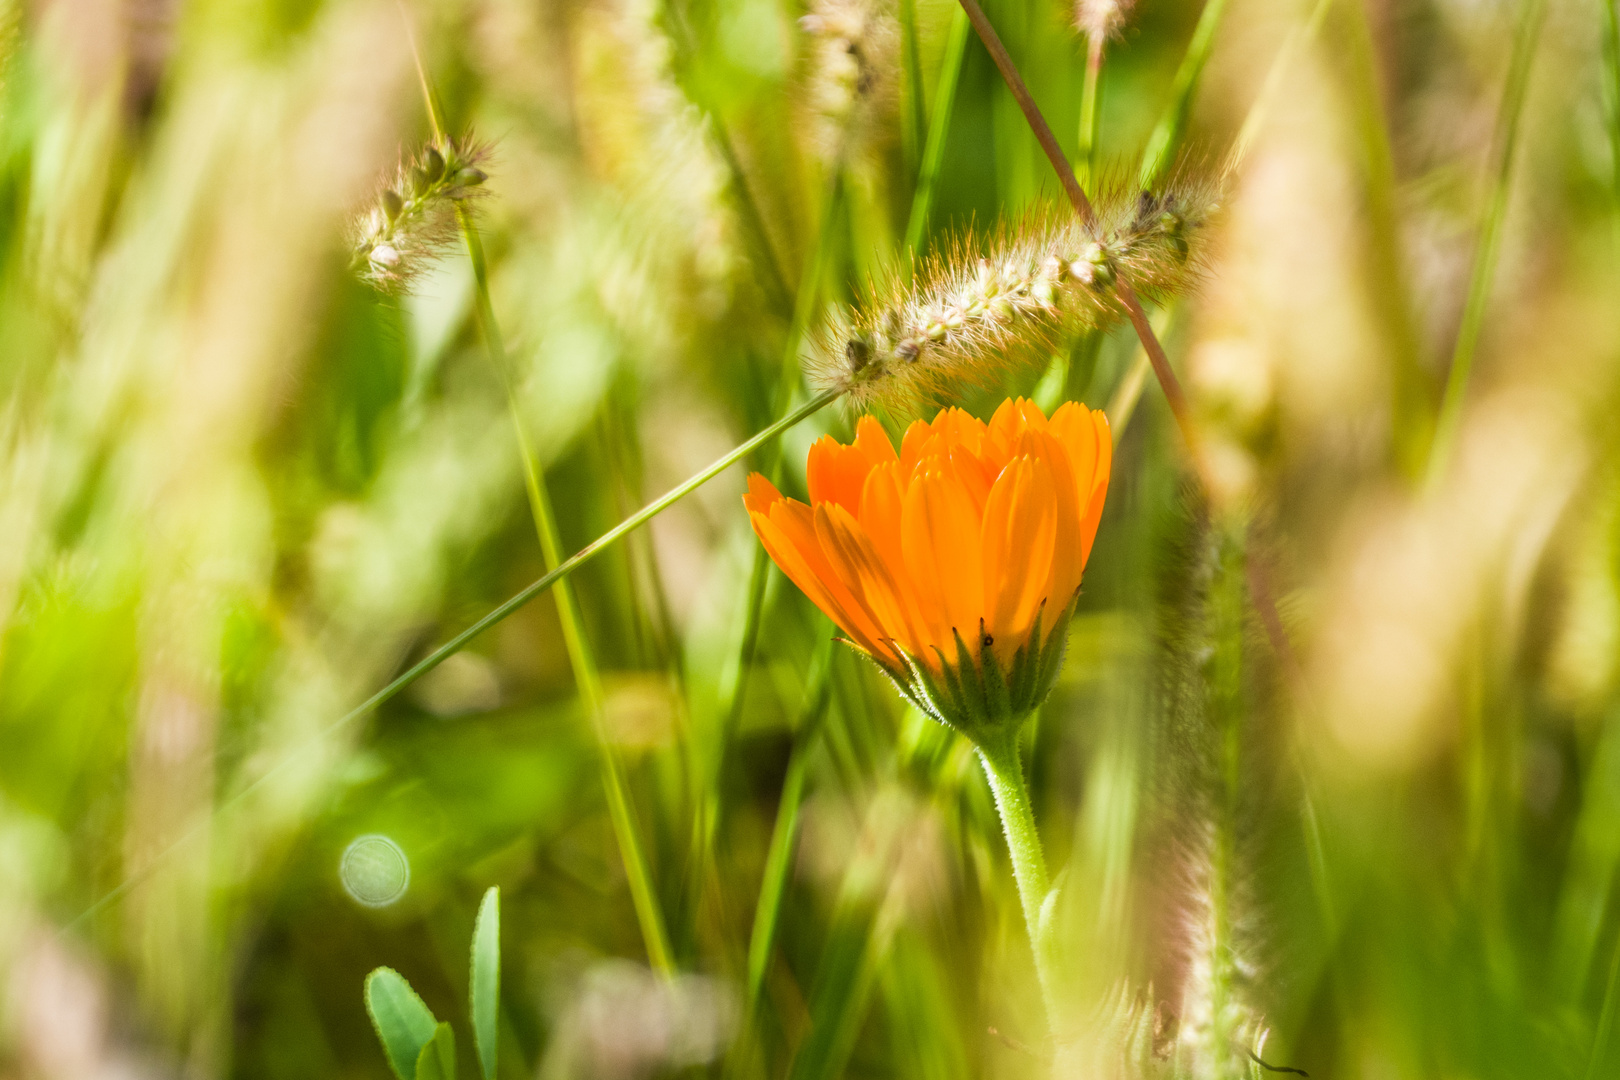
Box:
[470,886,501,1080]
[366,967,439,1080]
[416,1022,457,1080]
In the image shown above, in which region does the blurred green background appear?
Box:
[2,0,1620,1076]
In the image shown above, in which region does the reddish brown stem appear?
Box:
[953,0,1200,460]
[958,0,1303,680]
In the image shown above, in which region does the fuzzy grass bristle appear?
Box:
[1075,0,1137,42]
[808,171,1220,412]
[799,0,898,163]
[351,136,491,292]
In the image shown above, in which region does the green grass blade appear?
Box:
[415,1023,457,1080]
[1426,0,1547,484]
[1078,36,1104,190]
[459,201,677,975]
[1604,0,1620,208]
[746,639,835,1005]
[366,968,439,1080]
[470,887,500,1080]
[904,7,970,258]
[1138,0,1233,189]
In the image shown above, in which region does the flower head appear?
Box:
[745,398,1110,742]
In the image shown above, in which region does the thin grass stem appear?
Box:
[659,0,795,310]
[64,388,840,936]
[1230,0,1335,169]
[1426,0,1547,485]
[952,0,1202,464]
[1604,0,1620,210]
[458,210,678,976]
[904,7,971,259]
[1588,931,1620,1080]
[1105,305,1176,435]
[744,639,834,1009]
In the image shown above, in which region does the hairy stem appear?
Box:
[976,728,1060,1031]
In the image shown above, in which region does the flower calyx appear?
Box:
[873,591,1078,747]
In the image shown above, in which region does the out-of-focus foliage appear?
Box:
[1,0,1619,1077]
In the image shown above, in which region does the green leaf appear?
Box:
[416,1022,457,1080]
[365,967,439,1080]
[470,886,500,1080]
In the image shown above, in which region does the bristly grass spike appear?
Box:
[808,168,1220,412]
[352,136,491,292]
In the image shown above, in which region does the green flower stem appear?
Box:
[1426,0,1546,485]
[457,210,677,976]
[975,727,1061,1030]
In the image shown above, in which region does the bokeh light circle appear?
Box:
[340,834,410,908]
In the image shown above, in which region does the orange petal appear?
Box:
[852,414,899,466]
[899,419,935,485]
[744,472,785,517]
[860,462,932,660]
[1020,428,1084,606]
[902,462,985,651]
[761,500,889,656]
[982,455,1058,655]
[806,436,864,517]
[1078,409,1112,565]
[947,444,995,515]
[814,503,914,667]
[751,510,864,646]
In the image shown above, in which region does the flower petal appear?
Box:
[753,499,889,657]
[743,472,784,516]
[1018,428,1084,606]
[903,461,985,648]
[1050,404,1112,565]
[814,503,914,667]
[982,454,1057,655]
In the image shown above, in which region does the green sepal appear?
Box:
[977,625,1012,724]
[949,630,986,730]
[850,589,1081,751]
[1008,604,1045,712]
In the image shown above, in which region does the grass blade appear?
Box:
[470,887,500,1080]
[1426,0,1548,483]
[1138,0,1233,189]
[415,1023,457,1080]
[904,7,971,258]
[366,968,439,1080]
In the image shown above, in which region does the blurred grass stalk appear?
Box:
[461,217,677,976]
[1426,0,1546,485]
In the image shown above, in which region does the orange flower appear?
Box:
[744,397,1110,737]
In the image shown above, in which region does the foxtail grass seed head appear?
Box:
[744,398,1110,747]
[351,137,490,292]
[799,0,898,163]
[1075,0,1137,42]
[808,177,1218,412]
